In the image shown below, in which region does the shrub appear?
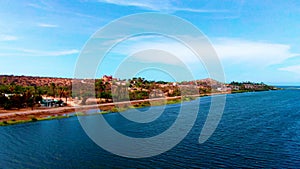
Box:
[3,101,13,110]
[31,117,38,122]
[111,107,119,112]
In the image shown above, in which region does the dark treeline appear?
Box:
[0,82,70,110]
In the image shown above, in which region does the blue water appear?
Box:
[1,90,300,168]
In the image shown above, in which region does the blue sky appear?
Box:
[0,0,300,85]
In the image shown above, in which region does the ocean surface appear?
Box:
[1,89,300,168]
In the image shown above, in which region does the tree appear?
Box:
[0,85,9,93]
[10,94,24,109]
[95,79,105,98]
[3,99,13,110]
[100,91,112,102]
[58,86,64,100]
[35,95,43,103]
[63,90,69,104]
[27,97,35,110]
[1,77,7,84]
[50,83,56,97]
[0,94,8,108]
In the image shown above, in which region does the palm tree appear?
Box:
[50,83,56,97]
[58,86,64,100]
[63,90,69,104]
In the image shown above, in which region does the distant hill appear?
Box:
[0,75,224,87]
[0,75,72,87]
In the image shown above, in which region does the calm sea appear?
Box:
[1,89,300,168]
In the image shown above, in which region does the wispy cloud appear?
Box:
[0,34,18,41]
[172,7,228,13]
[28,2,99,20]
[97,0,228,13]
[27,3,50,10]
[0,48,79,57]
[37,23,59,28]
[98,0,170,11]
[279,65,300,74]
[21,49,79,56]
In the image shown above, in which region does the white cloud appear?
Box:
[27,49,79,56]
[110,36,201,66]
[0,48,79,57]
[213,38,297,66]
[0,34,18,41]
[279,65,300,74]
[110,36,297,69]
[98,0,228,13]
[37,23,59,28]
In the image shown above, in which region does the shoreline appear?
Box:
[0,90,255,126]
[0,97,185,126]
